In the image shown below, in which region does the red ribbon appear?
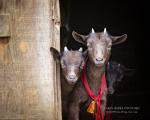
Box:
[81,68,106,120]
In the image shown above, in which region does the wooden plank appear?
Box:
[0,14,10,37]
[51,0,62,120]
[0,0,61,119]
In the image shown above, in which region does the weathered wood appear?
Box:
[0,14,10,37]
[0,0,61,120]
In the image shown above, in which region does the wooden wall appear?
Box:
[0,0,61,119]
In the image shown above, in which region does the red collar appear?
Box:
[81,67,106,120]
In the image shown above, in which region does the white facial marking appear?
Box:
[70,66,75,75]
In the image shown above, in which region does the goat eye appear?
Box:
[107,47,111,50]
[87,43,91,47]
[107,42,112,48]
[61,63,65,68]
[107,44,112,50]
[87,44,92,50]
[61,60,66,68]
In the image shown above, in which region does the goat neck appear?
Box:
[85,59,105,96]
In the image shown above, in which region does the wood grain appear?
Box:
[0,0,61,119]
[0,14,10,37]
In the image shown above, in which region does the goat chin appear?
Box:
[67,81,76,86]
[65,78,78,85]
[94,62,105,67]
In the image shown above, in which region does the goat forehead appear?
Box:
[88,39,108,46]
[94,42,107,48]
[62,52,83,63]
[88,32,109,43]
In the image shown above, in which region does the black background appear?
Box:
[60,0,149,119]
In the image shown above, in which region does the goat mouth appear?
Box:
[94,62,105,67]
[67,81,77,85]
[66,77,78,85]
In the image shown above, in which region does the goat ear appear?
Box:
[72,31,88,45]
[111,34,127,45]
[50,47,60,62]
[123,67,136,77]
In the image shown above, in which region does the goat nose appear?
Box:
[96,58,103,62]
[69,75,76,79]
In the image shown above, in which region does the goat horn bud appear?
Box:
[78,47,83,52]
[91,28,95,33]
[64,46,68,52]
[104,27,108,35]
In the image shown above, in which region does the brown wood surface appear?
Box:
[0,0,61,119]
[0,14,10,37]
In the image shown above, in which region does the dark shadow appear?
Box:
[60,0,149,119]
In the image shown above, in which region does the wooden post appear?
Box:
[0,0,61,120]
